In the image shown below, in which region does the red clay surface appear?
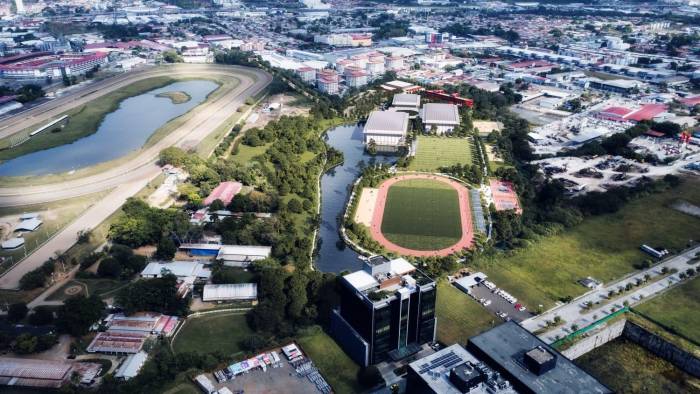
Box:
[490,179,523,214]
[369,174,474,257]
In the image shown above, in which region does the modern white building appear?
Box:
[420,103,460,134]
[362,111,409,151]
[216,245,272,267]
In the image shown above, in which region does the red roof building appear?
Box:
[597,106,632,121]
[625,104,667,122]
[203,181,243,206]
[680,96,700,107]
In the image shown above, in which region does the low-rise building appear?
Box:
[362,110,410,152]
[202,283,258,302]
[140,261,211,280]
[420,103,461,134]
[216,245,272,267]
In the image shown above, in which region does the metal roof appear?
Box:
[217,245,272,259]
[114,351,148,380]
[363,111,409,136]
[392,93,420,107]
[140,261,210,279]
[420,103,460,125]
[203,283,258,301]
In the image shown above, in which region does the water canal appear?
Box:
[315,124,394,273]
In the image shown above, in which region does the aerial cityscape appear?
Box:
[0,0,698,393]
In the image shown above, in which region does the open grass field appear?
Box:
[635,276,700,344]
[575,338,700,393]
[0,190,110,275]
[408,136,474,172]
[435,281,498,345]
[229,142,271,165]
[297,326,362,394]
[381,179,462,250]
[472,180,700,310]
[46,278,128,301]
[172,311,252,357]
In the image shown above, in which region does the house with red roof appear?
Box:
[203,181,242,206]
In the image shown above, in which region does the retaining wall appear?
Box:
[562,319,626,360]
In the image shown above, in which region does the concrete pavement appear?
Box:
[0,64,271,289]
[520,245,700,343]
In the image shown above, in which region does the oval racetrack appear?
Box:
[0,64,271,289]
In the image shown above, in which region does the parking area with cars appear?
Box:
[469,283,533,322]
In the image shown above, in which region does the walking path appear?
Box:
[369,174,473,257]
[520,245,700,343]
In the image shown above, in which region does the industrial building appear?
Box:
[0,357,100,389]
[420,103,461,134]
[114,351,148,380]
[331,257,437,366]
[140,261,211,280]
[466,322,611,394]
[406,344,516,394]
[202,283,258,302]
[216,245,272,267]
[362,110,410,152]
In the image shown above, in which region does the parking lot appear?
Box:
[469,283,533,322]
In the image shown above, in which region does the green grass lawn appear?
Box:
[435,281,498,346]
[297,326,362,394]
[381,179,462,250]
[229,142,271,165]
[635,276,700,344]
[575,339,700,393]
[408,136,474,172]
[0,191,110,275]
[46,278,127,301]
[473,180,700,310]
[172,312,252,357]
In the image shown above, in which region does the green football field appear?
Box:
[408,136,474,172]
[381,179,462,250]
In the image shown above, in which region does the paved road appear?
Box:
[520,245,700,343]
[0,64,271,289]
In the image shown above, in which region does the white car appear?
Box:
[483,300,492,307]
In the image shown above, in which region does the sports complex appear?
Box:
[354,173,474,257]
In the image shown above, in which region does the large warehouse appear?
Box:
[0,357,101,389]
[362,110,409,152]
[0,51,108,80]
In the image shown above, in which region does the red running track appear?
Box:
[369,174,474,257]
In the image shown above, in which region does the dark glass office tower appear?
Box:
[330,257,437,366]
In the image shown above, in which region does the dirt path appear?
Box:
[369,174,474,257]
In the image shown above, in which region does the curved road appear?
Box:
[0,64,271,289]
